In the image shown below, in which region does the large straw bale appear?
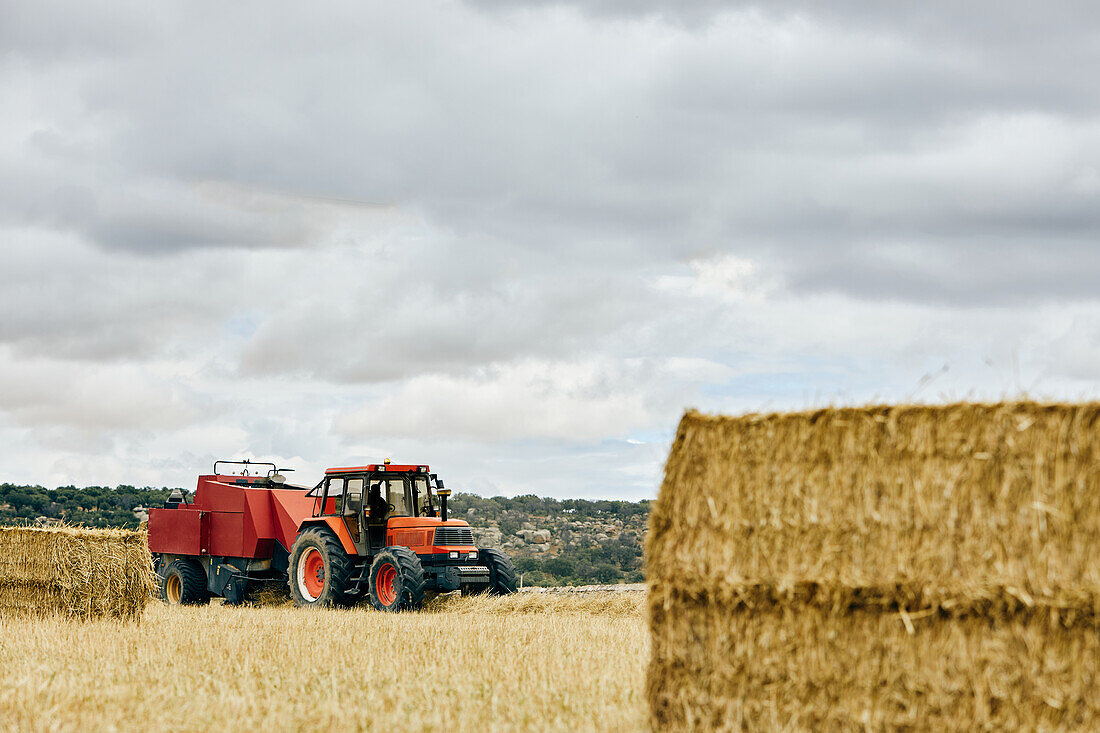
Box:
[648,402,1100,730]
[0,526,154,621]
[651,603,1100,730]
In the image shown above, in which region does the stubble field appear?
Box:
[0,593,648,732]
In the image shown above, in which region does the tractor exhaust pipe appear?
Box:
[437,480,450,522]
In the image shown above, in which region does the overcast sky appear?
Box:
[3,1,1100,498]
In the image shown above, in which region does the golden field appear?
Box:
[0,593,647,733]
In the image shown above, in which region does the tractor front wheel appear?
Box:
[288,527,353,607]
[476,548,518,595]
[368,547,425,612]
[159,559,210,605]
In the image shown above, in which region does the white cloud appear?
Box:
[335,359,655,443]
[0,350,215,433]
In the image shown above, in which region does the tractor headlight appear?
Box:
[468,550,478,560]
[449,551,460,559]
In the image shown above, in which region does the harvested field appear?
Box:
[425,589,646,616]
[0,526,153,621]
[648,402,1100,730]
[242,585,648,612]
[0,593,647,732]
[521,583,647,594]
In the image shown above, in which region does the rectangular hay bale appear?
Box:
[648,403,1100,730]
[650,602,1100,730]
[0,526,154,621]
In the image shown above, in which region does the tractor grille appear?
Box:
[434,527,474,546]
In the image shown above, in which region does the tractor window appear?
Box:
[324,478,345,515]
[345,478,364,515]
[384,479,409,516]
[414,476,433,517]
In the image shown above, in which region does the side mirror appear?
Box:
[347,492,363,513]
[436,479,445,491]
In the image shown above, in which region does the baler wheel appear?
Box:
[368,547,425,612]
[159,559,210,605]
[288,527,353,607]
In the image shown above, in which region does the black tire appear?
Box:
[368,546,425,612]
[159,559,210,605]
[288,526,353,607]
[477,548,518,595]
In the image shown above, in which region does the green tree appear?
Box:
[592,564,619,584]
[544,558,574,577]
[514,558,541,573]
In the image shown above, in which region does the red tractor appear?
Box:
[147,460,517,610]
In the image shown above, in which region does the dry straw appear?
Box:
[0,525,154,621]
[423,590,646,617]
[647,402,1100,730]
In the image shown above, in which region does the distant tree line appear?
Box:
[0,483,183,528]
[450,492,650,520]
[511,543,646,587]
[450,492,650,586]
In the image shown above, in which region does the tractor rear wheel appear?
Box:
[288,527,353,607]
[368,547,425,612]
[476,548,518,595]
[159,559,210,605]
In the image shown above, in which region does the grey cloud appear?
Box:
[0,355,221,434]
[0,1,151,61]
[8,178,336,255]
[774,242,1100,306]
[4,1,1099,308]
[237,243,670,383]
[464,1,1100,44]
[0,235,242,360]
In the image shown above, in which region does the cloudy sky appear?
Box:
[3,1,1100,498]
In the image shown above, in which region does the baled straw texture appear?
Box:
[648,402,1100,730]
[653,604,1100,730]
[0,526,154,621]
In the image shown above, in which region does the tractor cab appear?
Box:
[308,462,449,555]
[284,460,515,611]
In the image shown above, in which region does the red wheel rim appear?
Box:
[376,563,397,606]
[298,548,325,601]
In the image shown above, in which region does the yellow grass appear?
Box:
[424,590,646,617]
[0,593,648,732]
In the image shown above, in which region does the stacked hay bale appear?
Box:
[647,402,1100,730]
[0,526,153,620]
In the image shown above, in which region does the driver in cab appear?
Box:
[367,483,388,520]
